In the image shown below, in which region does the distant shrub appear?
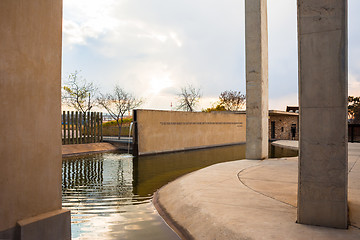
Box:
[202,104,226,113]
[102,117,132,127]
[102,126,132,136]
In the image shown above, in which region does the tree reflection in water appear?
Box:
[62,144,297,239]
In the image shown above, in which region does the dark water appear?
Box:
[62,144,297,239]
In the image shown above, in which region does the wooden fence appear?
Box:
[62,111,103,145]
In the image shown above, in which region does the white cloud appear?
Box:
[62,0,246,107]
[62,0,121,47]
[199,97,220,110]
[349,73,360,96]
[269,94,298,111]
[169,32,182,47]
[62,0,360,112]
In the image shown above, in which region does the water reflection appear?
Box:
[62,144,297,239]
[133,144,248,196]
[268,144,297,159]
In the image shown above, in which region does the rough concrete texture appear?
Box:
[0,0,66,236]
[155,141,360,239]
[298,0,348,228]
[62,143,118,157]
[245,0,269,160]
[134,110,245,155]
[17,209,71,240]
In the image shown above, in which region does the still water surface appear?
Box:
[62,144,297,239]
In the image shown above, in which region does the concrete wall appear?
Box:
[0,1,70,239]
[133,110,246,156]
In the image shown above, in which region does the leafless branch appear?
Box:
[177,85,201,112]
[218,90,246,111]
[62,70,97,114]
[97,85,143,139]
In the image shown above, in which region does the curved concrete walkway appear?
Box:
[62,142,118,157]
[154,141,360,239]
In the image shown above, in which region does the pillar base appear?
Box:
[0,209,71,240]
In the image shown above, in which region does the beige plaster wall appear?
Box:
[134,110,246,155]
[0,0,63,232]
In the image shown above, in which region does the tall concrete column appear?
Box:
[0,1,71,239]
[245,0,268,160]
[297,1,348,228]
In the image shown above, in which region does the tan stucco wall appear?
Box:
[0,0,63,232]
[134,110,246,155]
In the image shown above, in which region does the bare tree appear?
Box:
[177,85,202,112]
[218,90,246,111]
[62,70,97,114]
[97,86,143,139]
[349,96,360,123]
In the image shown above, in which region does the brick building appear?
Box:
[234,109,299,141]
[269,110,299,140]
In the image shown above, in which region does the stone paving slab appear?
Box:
[155,141,360,240]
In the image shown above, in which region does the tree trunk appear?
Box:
[118,124,121,140]
[117,120,122,140]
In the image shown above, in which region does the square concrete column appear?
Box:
[0,1,71,239]
[245,0,269,160]
[297,1,348,228]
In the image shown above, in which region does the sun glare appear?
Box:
[149,75,173,95]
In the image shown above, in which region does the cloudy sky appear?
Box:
[62,0,360,111]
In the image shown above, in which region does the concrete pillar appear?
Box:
[0,1,71,239]
[245,0,269,160]
[297,1,348,228]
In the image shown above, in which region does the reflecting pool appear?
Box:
[62,144,297,239]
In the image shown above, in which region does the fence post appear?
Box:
[94,113,97,142]
[97,113,100,142]
[100,112,103,142]
[87,112,90,143]
[93,112,96,143]
[89,112,91,143]
[90,112,93,143]
[71,111,74,144]
[83,112,86,144]
[75,112,79,144]
[62,111,66,145]
[84,112,87,143]
[95,113,97,142]
[67,111,70,145]
[79,112,83,144]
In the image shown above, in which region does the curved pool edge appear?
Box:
[152,159,261,240]
[271,140,299,151]
[62,142,119,158]
[152,157,360,240]
[153,191,194,240]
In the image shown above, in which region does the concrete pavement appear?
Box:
[154,141,360,239]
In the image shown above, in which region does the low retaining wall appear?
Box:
[133,110,246,156]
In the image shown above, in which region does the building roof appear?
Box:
[269,110,299,116]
